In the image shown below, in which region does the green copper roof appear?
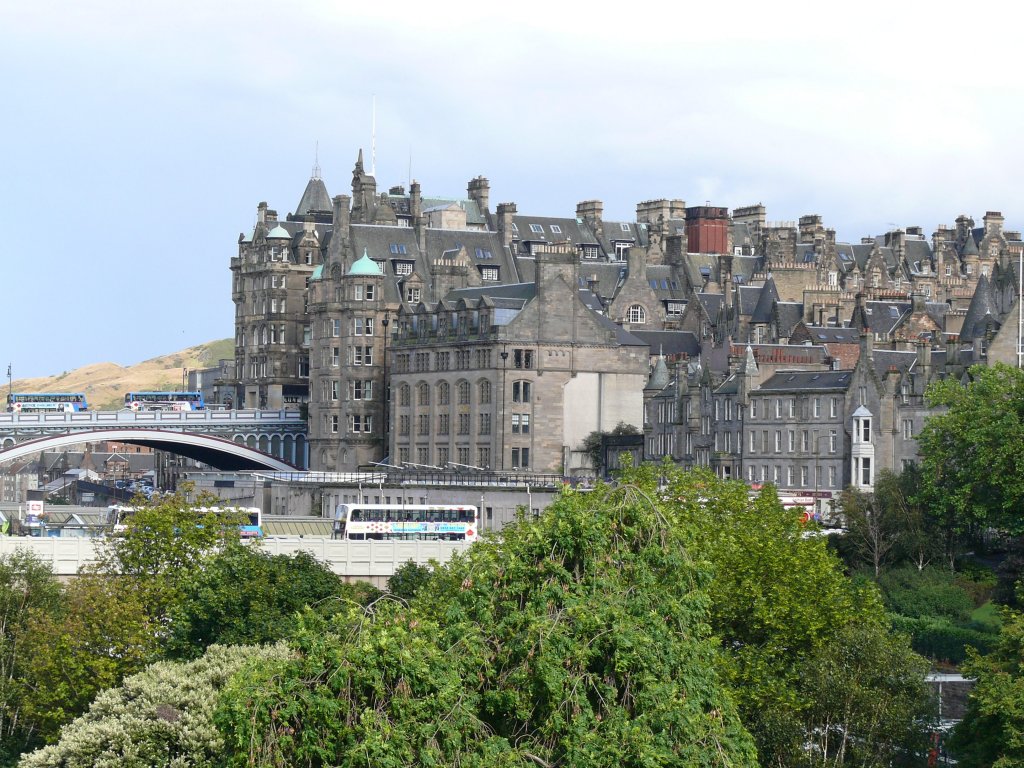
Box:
[310,264,324,281]
[347,248,383,276]
[241,228,255,243]
[267,224,291,239]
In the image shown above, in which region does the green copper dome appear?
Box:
[267,224,291,239]
[347,248,383,276]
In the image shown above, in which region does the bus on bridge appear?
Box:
[125,391,205,411]
[6,392,88,413]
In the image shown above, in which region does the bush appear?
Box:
[878,566,975,623]
[19,644,290,768]
[890,614,995,664]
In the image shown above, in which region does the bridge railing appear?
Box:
[0,409,304,426]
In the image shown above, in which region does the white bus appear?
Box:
[333,503,478,542]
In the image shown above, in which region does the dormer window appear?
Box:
[529,224,544,234]
[550,224,562,234]
[394,261,413,276]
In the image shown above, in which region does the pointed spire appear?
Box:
[646,355,670,391]
[962,232,979,257]
[743,345,759,375]
[356,148,364,171]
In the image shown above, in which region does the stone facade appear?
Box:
[230,152,1024,496]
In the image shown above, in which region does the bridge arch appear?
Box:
[0,429,297,472]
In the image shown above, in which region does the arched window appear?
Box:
[628,305,647,324]
[457,380,470,405]
[417,382,430,406]
[399,385,411,407]
[478,380,492,405]
[437,381,450,406]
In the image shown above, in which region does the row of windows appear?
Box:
[396,446,491,468]
[398,311,494,340]
[238,324,288,347]
[745,429,839,455]
[395,410,532,439]
[321,379,374,402]
[745,464,839,488]
[398,380,494,407]
[746,396,841,421]
[247,296,287,315]
[325,414,374,434]
[393,348,520,374]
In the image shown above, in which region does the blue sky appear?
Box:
[3,1,1023,378]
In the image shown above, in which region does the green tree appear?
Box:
[664,470,934,766]
[15,575,158,744]
[580,421,641,473]
[385,560,433,602]
[949,603,1024,767]
[917,363,1024,562]
[839,468,939,578]
[93,488,247,621]
[18,644,289,768]
[216,465,758,767]
[0,552,61,763]
[166,544,363,659]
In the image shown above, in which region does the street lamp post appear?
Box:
[499,344,509,470]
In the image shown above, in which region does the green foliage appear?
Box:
[166,544,360,660]
[15,575,159,744]
[949,605,1024,766]
[918,364,1024,552]
[18,644,289,768]
[385,560,433,602]
[889,614,994,664]
[839,468,940,577]
[93,487,247,621]
[580,421,641,472]
[216,464,758,768]
[878,566,977,623]
[0,552,61,763]
[667,473,934,766]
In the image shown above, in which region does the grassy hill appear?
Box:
[9,340,234,411]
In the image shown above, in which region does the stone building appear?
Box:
[231,151,1024,490]
[388,245,649,475]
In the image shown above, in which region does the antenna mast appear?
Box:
[312,140,321,180]
[371,96,376,178]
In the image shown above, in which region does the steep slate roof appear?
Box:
[737,285,763,316]
[715,373,742,395]
[757,370,853,392]
[630,330,701,358]
[731,255,763,283]
[871,350,917,377]
[750,278,780,323]
[860,301,912,334]
[294,177,332,216]
[959,274,998,341]
[775,302,805,336]
[646,357,670,390]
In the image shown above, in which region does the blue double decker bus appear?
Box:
[7,392,88,413]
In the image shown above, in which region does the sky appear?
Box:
[3,0,1024,379]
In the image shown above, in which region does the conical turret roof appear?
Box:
[295,176,331,216]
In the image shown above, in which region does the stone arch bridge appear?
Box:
[0,409,308,471]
